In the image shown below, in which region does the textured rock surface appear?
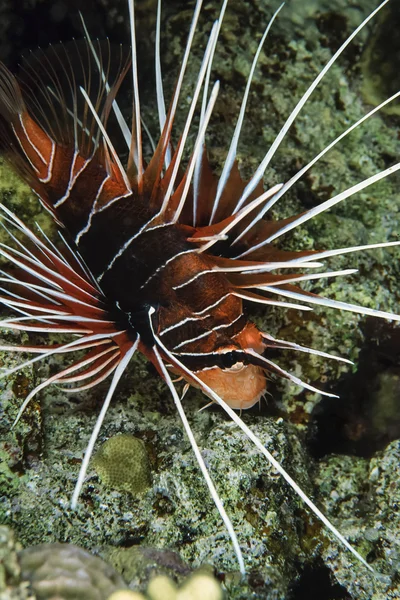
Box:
[316,440,400,599]
[0,1,400,600]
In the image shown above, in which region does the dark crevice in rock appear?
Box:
[289,562,352,600]
[308,318,400,459]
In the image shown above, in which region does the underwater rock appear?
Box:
[1,395,315,598]
[360,2,400,117]
[315,440,400,597]
[105,545,191,590]
[93,434,152,496]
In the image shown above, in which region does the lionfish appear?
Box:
[0,0,398,575]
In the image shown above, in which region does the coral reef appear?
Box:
[0,393,315,598]
[0,1,400,599]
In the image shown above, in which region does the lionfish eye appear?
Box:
[222,361,245,373]
[220,351,244,371]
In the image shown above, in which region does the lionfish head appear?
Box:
[191,323,267,410]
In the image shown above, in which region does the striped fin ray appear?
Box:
[148,309,374,573]
[70,338,139,509]
[0,205,136,426]
[18,40,131,158]
[0,42,132,234]
[139,0,263,224]
[152,342,245,575]
[0,63,54,195]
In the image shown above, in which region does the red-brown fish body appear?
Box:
[0,54,272,408]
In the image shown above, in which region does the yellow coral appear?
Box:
[147,575,178,600]
[145,572,223,600]
[177,573,223,600]
[107,572,223,600]
[108,592,146,600]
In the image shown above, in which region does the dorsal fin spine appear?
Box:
[16,113,55,180]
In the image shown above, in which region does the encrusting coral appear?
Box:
[93,434,152,496]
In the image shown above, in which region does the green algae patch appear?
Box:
[0,447,25,502]
[93,434,152,496]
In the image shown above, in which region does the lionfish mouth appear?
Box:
[0,0,398,576]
